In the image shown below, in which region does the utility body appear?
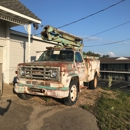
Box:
[14,25,100,105]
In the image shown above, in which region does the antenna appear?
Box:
[24,24,28,32]
[33,23,39,30]
[32,23,44,36]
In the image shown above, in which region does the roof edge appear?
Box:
[0,5,41,24]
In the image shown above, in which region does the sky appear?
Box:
[12,0,130,57]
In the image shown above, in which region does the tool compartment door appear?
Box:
[75,52,86,80]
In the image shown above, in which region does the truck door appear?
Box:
[75,52,86,80]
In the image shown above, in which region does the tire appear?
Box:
[89,74,98,89]
[17,93,33,100]
[13,87,16,94]
[63,80,78,106]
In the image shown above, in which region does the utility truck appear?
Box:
[14,25,100,105]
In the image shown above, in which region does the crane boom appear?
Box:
[41,25,83,48]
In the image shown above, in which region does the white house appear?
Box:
[0,0,55,84]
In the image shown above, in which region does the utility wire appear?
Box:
[57,0,125,29]
[36,19,129,37]
[36,0,124,36]
[84,38,130,47]
[83,20,130,40]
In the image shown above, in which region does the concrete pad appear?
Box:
[1,84,15,99]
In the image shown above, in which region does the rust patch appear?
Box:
[80,85,87,90]
[26,81,31,84]
[32,81,37,84]
[44,81,50,86]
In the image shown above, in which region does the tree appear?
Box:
[102,55,110,58]
[83,51,100,57]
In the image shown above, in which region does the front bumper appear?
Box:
[14,83,69,99]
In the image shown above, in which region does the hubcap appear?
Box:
[70,85,77,101]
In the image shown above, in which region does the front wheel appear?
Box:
[17,93,33,100]
[63,80,78,106]
[89,74,98,89]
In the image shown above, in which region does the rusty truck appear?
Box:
[14,25,100,105]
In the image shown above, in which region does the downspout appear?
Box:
[28,23,31,62]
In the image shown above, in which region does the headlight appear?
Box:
[51,71,57,77]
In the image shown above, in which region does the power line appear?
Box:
[84,38,130,47]
[83,20,130,40]
[36,19,130,37]
[36,0,124,36]
[35,20,130,42]
[57,0,125,29]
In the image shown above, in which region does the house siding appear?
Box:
[29,39,54,61]
[0,20,6,39]
[0,20,6,83]
[9,32,55,83]
[9,34,26,83]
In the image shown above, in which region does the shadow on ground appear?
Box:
[0,99,12,116]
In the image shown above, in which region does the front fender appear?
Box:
[67,73,79,86]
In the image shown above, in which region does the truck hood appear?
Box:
[18,61,75,71]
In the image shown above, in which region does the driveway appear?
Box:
[0,86,99,130]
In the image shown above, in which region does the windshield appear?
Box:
[38,50,74,61]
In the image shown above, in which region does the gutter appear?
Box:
[0,6,41,24]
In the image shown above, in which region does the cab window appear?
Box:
[75,52,83,62]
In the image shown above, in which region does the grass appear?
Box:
[42,96,50,102]
[80,104,89,110]
[81,88,130,130]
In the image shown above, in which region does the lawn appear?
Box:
[81,88,130,130]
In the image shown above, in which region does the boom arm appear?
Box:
[41,25,83,48]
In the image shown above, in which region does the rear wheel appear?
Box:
[17,93,33,100]
[89,74,98,89]
[64,80,78,106]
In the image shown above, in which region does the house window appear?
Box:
[128,65,130,71]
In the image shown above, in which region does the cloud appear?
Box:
[107,39,130,45]
[83,36,102,42]
[95,52,116,57]
[107,52,115,57]
[118,41,130,45]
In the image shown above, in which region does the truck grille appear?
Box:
[18,66,60,81]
